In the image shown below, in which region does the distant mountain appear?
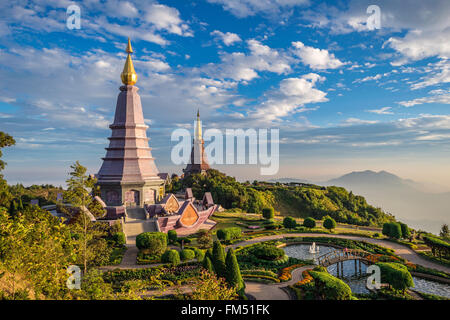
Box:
[325,170,450,234]
[267,177,311,184]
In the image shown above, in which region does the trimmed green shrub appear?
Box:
[212,240,226,277]
[217,227,242,242]
[135,232,167,255]
[283,217,297,229]
[202,256,214,273]
[176,237,192,245]
[225,248,245,296]
[192,247,205,262]
[161,249,180,266]
[309,268,352,300]
[376,262,414,292]
[262,207,275,220]
[323,216,336,231]
[180,249,195,261]
[382,222,402,239]
[251,244,285,261]
[390,223,403,239]
[264,221,282,230]
[168,230,177,244]
[399,223,410,239]
[382,222,391,237]
[113,232,126,246]
[303,217,316,229]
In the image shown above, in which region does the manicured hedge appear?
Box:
[323,217,336,230]
[180,249,195,261]
[376,262,414,292]
[283,217,297,229]
[309,268,352,300]
[251,244,285,261]
[262,207,275,219]
[136,232,167,255]
[303,217,316,228]
[161,249,180,266]
[113,232,126,246]
[168,230,177,243]
[382,222,402,239]
[217,227,242,242]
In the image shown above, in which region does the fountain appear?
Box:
[309,242,320,254]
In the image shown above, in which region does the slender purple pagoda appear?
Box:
[97,39,164,208]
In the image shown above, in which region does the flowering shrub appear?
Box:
[294,269,313,287]
[279,264,305,282]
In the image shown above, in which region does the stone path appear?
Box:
[245,266,313,300]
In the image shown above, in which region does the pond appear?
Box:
[284,243,450,298]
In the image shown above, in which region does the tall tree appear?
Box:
[225,248,245,296]
[440,224,450,240]
[64,161,97,274]
[212,240,226,278]
[0,131,15,208]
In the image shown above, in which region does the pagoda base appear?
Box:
[98,179,165,207]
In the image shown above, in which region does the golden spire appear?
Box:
[121,38,138,85]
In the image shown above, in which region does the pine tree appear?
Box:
[225,248,244,296]
[212,240,226,278]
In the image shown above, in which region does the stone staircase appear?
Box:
[123,207,157,245]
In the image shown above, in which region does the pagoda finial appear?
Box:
[197,109,200,118]
[121,38,137,85]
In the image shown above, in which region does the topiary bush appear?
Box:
[136,232,168,255]
[161,249,180,266]
[323,216,336,231]
[180,249,195,261]
[376,262,414,292]
[283,217,297,229]
[308,268,352,300]
[217,227,242,243]
[168,230,178,244]
[113,232,126,246]
[251,244,285,261]
[262,207,275,220]
[303,217,316,229]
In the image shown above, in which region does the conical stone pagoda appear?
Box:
[97,39,164,207]
[183,110,210,176]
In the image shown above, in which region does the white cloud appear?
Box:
[367,107,394,115]
[202,39,292,81]
[207,0,310,18]
[341,118,379,126]
[144,4,192,37]
[398,90,450,107]
[292,41,345,70]
[249,73,327,123]
[210,30,242,46]
[410,59,450,90]
[385,29,450,65]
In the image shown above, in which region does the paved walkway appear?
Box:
[245,266,313,300]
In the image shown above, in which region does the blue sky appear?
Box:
[0,0,449,189]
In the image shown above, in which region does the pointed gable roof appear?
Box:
[178,201,199,227]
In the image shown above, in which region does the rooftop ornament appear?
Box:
[121,38,137,85]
